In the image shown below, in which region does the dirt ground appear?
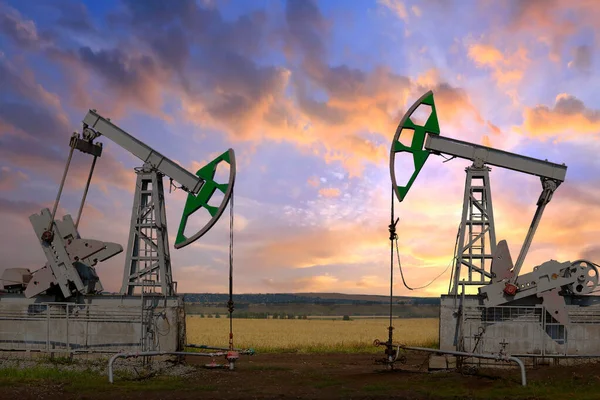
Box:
[1,352,598,400]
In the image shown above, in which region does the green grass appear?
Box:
[2,361,600,399]
[0,365,193,394]
[0,366,97,380]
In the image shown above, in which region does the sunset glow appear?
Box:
[1,0,599,297]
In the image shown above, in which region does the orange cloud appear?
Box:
[50,47,174,121]
[318,187,341,198]
[468,44,504,66]
[411,70,488,137]
[378,0,408,20]
[8,0,600,301]
[482,135,492,147]
[181,67,296,142]
[228,182,463,294]
[487,121,502,135]
[290,64,413,176]
[243,222,387,271]
[519,93,600,136]
[505,0,580,62]
[7,0,491,181]
[503,186,600,269]
[467,43,530,94]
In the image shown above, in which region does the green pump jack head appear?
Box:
[174,148,236,249]
[389,90,441,203]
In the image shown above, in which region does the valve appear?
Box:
[388,217,399,241]
[503,282,518,296]
[227,350,239,371]
[227,350,240,362]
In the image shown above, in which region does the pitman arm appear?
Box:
[506,178,557,289]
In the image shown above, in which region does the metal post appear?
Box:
[75,155,98,229]
[140,284,146,352]
[48,145,76,232]
[84,304,90,351]
[388,187,395,366]
[46,305,50,352]
[66,304,69,352]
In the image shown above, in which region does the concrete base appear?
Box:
[439,294,600,361]
[0,293,185,355]
[428,355,456,370]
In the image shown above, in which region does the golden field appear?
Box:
[185,317,439,353]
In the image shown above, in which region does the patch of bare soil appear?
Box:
[0,352,595,400]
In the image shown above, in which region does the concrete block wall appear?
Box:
[0,294,185,355]
[440,294,600,357]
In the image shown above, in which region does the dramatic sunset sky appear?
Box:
[1,0,599,297]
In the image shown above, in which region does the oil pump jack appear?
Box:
[388,91,599,327]
[2,110,235,300]
[375,90,600,368]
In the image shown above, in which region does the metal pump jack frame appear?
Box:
[3,109,236,300]
[1,109,254,367]
[80,110,236,297]
[377,90,600,373]
[417,134,566,300]
[124,165,174,296]
[449,163,497,295]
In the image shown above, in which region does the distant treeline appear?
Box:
[182,293,441,306]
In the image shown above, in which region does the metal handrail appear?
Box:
[399,345,527,386]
